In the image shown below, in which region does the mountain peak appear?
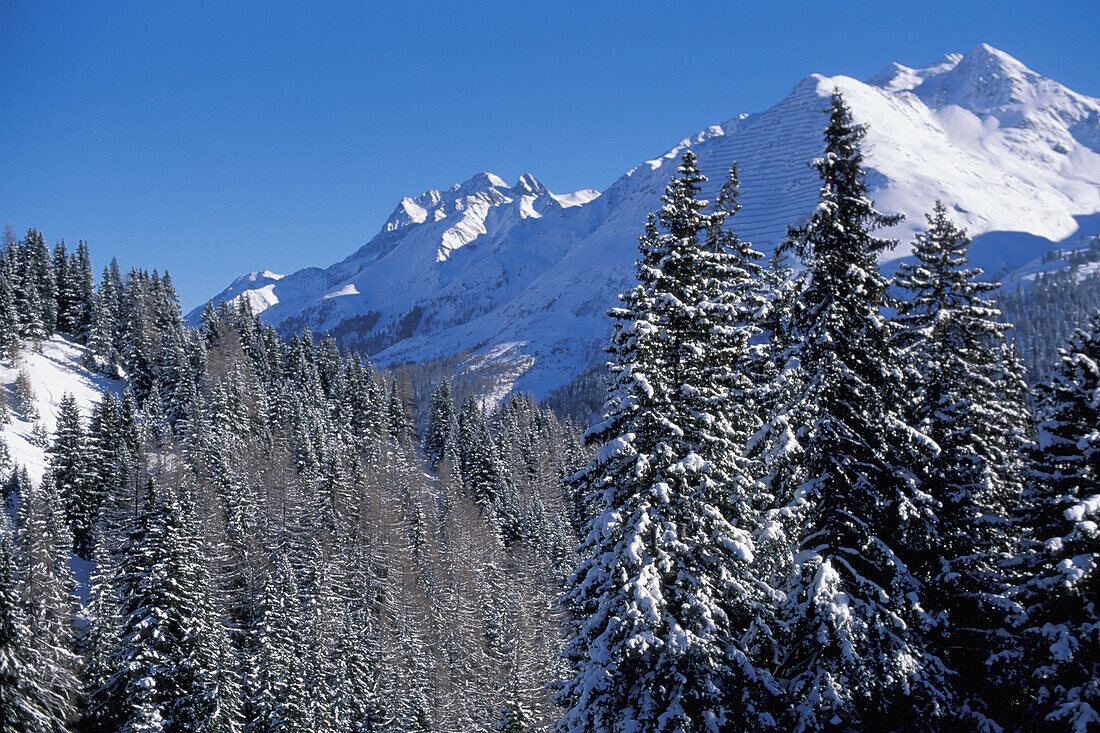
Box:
[231,270,283,287]
[951,43,1036,86]
[454,172,509,194]
[966,42,1024,67]
[514,173,548,196]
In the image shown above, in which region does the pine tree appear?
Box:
[457,398,517,538]
[122,293,156,402]
[54,241,82,337]
[387,375,413,444]
[556,152,778,733]
[766,92,950,730]
[15,476,81,731]
[79,528,124,733]
[107,480,222,733]
[1006,313,1100,731]
[30,232,57,335]
[86,289,118,370]
[49,393,96,557]
[424,379,458,467]
[171,492,243,733]
[17,229,57,337]
[252,553,312,733]
[331,607,389,732]
[0,516,49,732]
[20,278,48,343]
[0,273,18,352]
[893,201,1025,725]
[74,241,96,341]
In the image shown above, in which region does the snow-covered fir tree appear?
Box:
[557,151,779,733]
[48,393,96,557]
[1005,313,1100,731]
[0,514,51,733]
[424,379,458,468]
[765,92,951,730]
[892,202,1030,726]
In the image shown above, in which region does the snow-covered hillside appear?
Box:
[196,44,1100,396]
[1,337,124,484]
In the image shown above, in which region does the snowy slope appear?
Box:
[195,44,1100,396]
[0,337,125,484]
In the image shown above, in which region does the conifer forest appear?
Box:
[1,94,1097,732]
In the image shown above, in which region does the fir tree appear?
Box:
[767,92,950,730]
[557,152,778,733]
[0,516,49,733]
[0,274,18,352]
[893,201,1025,725]
[1006,313,1100,731]
[252,553,311,733]
[49,393,96,557]
[54,241,82,337]
[15,476,81,731]
[74,241,96,341]
[107,480,221,733]
[424,379,458,467]
[79,528,124,733]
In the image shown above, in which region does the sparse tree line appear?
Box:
[0,92,1097,733]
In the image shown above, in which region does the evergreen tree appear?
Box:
[766,92,950,730]
[49,393,96,557]
[557,152,778,733]
[1006,313,1100,731]
[17,229,56,337]
[79,528,123,733]
[457,397,516,537]
[15,476,81,731]
[387,376,413,443]
[107,480,220,733]
[424,379,458,467]
[74,241,96,341]
[252,553,311,733]
[86,289,118,370]
[0,516,49,732]
[54,241,82,337]
[893,202,1025,725]
[0,273,18,352]
[331,608,388,732]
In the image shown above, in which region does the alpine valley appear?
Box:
[195,43,1100,397]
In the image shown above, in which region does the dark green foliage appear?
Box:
[424,379,458,467]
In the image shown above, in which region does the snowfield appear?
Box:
[194,44,1100,398]
[0,337,124,484]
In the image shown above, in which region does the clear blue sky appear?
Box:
[2,1,1096,309]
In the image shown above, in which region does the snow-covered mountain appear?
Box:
[195,44,1100,396]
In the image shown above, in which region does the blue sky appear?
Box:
[2,1,1096,309]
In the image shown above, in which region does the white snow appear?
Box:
[239,283,279,314]
[0,337,125,484]
[1065,494,1100,524]
[323,283,360,299]
[552,189,601,208]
